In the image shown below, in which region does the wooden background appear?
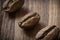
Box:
[0,0,60,40]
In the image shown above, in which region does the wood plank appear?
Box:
[1,0,15,40]
[0,0,60,40]
[1,12,15,40]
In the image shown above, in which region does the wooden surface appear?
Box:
[0,0,60,40]
[0,0,15,40]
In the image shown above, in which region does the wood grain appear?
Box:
[1,0,15,40]
[0,0,60,40]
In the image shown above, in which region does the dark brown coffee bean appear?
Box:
[35,25,59,40]
[41,27,59,40]
[3,0,24,13]
[18,12,40,29]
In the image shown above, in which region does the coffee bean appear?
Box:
[42,27,59,40]
[35,25,58,40]
[3,0,24,13]
[18,12,40,29]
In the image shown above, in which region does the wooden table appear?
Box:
[0,0,60,40]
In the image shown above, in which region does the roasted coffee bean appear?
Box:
[18,12,40,29]
[35,25,59,40]
[41,27,59,40]
[3,0,24,13]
